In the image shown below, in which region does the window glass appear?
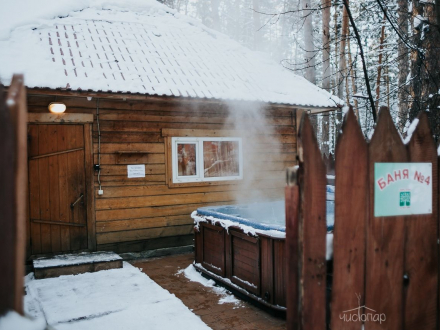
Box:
[177,143,197,176]
[203,141,240,178]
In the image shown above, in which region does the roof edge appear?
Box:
[23,87,341,111]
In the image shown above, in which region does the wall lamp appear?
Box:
[48,102,66,114]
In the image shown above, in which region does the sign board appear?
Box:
[127,165,145,178]
[374,163,432,217]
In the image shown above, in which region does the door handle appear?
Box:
[70,193,84,209]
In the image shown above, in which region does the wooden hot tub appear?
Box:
[194,218,287,310]
[192,195,334,311]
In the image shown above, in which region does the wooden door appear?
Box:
[28,124,88,255]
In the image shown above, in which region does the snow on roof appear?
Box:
[0,0,342,108]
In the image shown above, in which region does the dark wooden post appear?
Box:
[0,75,27,315]
[331,107,368,329]
[404,112,438,330]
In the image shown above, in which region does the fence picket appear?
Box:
[366,107,407,330]
[405,112,438,330]
[331,107,368,330]
[297,113,327,330]
[0,75,27,315]
[286,182,300,330]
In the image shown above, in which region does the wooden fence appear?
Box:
[286,106,439,330]
[0,75,27,315]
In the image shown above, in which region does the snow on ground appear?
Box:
[24,262,211,330]
[0,311,45,330]
[178,265,244,308]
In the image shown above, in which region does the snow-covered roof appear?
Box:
[0,0,342,108]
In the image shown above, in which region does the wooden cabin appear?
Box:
[0,2,341,258]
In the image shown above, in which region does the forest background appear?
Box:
[158,0,440,154]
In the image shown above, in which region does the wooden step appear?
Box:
[33,251,123,279]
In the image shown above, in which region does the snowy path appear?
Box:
[24,262,211,330]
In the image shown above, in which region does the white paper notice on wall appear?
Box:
[127,165,146,178]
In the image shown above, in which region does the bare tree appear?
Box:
[321,0,331,91]
[253,0,262,51]
[303,0,316,83]
[409,0,440,139]
[374,14,386,110]
[337,1,349,99]
[397,0,410,132]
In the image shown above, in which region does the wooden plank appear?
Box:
[95,188,282,210]
[95,174,166,184]
[273,240,286,307]
[94,143,164,154]
[404,112,438,330]
[34,260,123,279]
[99,113,292,126]
[95,153,165,165]
[297,112,327,330]
[96,224,194,244]
[233,250,259,266]
[94,180,284,198]
[163,128,247,137]
[38,125,53,253]
[224,226,232,279]
[1,75,27,314]
[29,147,84,160]
[366,107,407,330]
[97,234,194,254]
[28,96,298,118]
[28,125,42,254]
[28,113,93,123]
[96,216,192,233]
[75,125,88,250]
[84,123,97,251]
[48,125,61,252]
[194,225,203,264]
[94,120,296,135]
[66,125,82,251]
[31,219,86,227]
[202,224,225,276]
[93,131,164,143]
[331,107,368,330]
[57,125,71,251]
[98,164,165,176]
[260,237,274,305]
[286,184,300,330]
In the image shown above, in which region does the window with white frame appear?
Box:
[171,137,243,183]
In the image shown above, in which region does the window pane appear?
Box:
[177,143,197,176]
[203,141,240,178]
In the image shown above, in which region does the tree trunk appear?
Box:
[397,0,410,132]
[303,0,316,83]
[410,0,440,141]
[322,0,331,91]
[347,34,359,120]
[337,1,349,99]
[374,15,387,111]
[333,5,340,94]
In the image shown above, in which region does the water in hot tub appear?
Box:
[198,185,335,231]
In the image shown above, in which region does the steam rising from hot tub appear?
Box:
[223,100,286,205]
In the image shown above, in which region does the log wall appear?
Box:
[27,93,298,253]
